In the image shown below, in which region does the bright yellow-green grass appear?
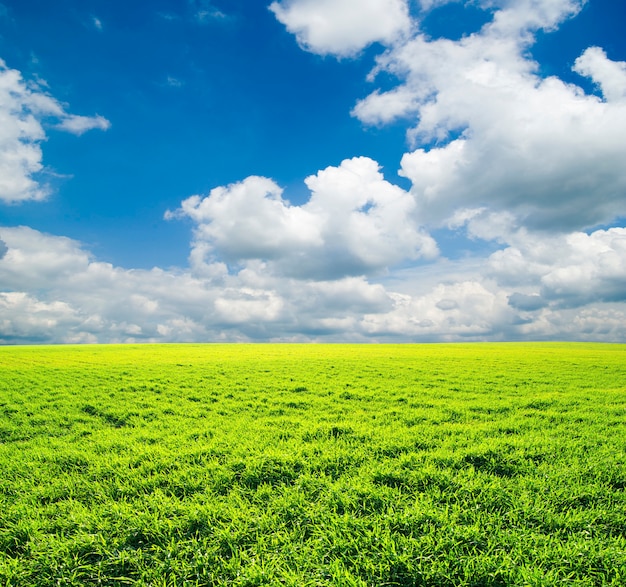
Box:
[0,343,625,586]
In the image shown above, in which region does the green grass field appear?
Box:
[0,343,625,586]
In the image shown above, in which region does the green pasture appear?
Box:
[0,343,625,586]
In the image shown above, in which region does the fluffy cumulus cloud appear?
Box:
[168,157,437,280]
[0,227,396,342]
[489,227,626,308]
[574,46,626,102]
[0,59,110,204]
[353,0,626,231]
[269,0,411,57]
[2,0,626,343]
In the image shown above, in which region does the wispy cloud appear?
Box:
[56,114,111,135]
[195,8,226,23]
[190,0,227,24]
[166,76,184,88]
[158,3,228,25]
[157,12,179,22]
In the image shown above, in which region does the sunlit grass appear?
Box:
[1,343,625,586]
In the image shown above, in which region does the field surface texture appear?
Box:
[0,343,625,586]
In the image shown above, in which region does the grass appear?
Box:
[0,342,625,586]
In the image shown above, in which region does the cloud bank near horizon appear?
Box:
[2,0,626,344]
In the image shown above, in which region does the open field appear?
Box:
[0,343,625,586]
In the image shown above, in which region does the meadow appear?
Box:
[0,342,625,586]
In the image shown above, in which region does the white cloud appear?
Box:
[195,8,226,22]
[361,281,516,339]
[166,76,184,88]
[488,227,626,307]
[487,0,583,37]
[171,175,322,262]
[0,226,91,289]
[56,114,111,135]
[0,292,87,344]
[1,224,626,343]
[169,157,437,280]
[351,87,422,125]
[418,0,460,11]
[573,46,626,103]
[214,288,284,325]
[0,226,392,342]
[269,0,411,57]
[359,223,626,341]
[447,207,518,243]
[0,59,110,204]
[190,0,227,23]
[348,0,626,231]
[0,227,213,343]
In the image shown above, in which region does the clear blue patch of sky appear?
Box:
[418,1,492,40]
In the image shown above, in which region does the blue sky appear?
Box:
[1,0,626,343]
